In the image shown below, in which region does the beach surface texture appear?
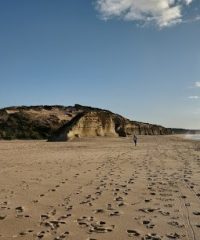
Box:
[0,136,200,240]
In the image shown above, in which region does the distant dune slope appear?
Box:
[0,104,172,140]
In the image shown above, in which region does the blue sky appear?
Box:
[0,0,200,129]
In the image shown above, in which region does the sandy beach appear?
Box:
[0,136,200,240]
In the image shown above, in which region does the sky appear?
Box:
[0,0,200,129]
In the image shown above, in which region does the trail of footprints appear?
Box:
[1,147,200,239]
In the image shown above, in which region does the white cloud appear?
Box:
[96,0,196,27]
[188,96,200,99]
[184,0,192,5]
[195,82,200,87]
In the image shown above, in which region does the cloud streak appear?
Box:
[195,82,200,88]
[188,96,200,99]
[95,0,198,28]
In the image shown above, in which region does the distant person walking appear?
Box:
[133,134,137,146]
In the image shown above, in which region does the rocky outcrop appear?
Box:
[49,109,172,141]
[0,105,81,140]
[0,104,172,140]
[49,111,118,141]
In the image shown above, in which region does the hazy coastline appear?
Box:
[185,134,200,141]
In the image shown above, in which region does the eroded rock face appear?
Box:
[0,104,172,140]
[49,111,118,141]
[49,110,172,141]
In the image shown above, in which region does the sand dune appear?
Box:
[0,136,200,240]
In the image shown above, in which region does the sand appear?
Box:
[0,136,200,240]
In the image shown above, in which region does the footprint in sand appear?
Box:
[168,221,184,228]
[77,216,115,234]
[15,206,25,218]
[166,232,180,239]
[54,231,69,240]
[142,219,155,229]
[127,229,140,237]
[193,211,200,216]
[0,214,6,220]
[142,233,162,240]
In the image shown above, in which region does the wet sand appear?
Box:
[0,136,200,240]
